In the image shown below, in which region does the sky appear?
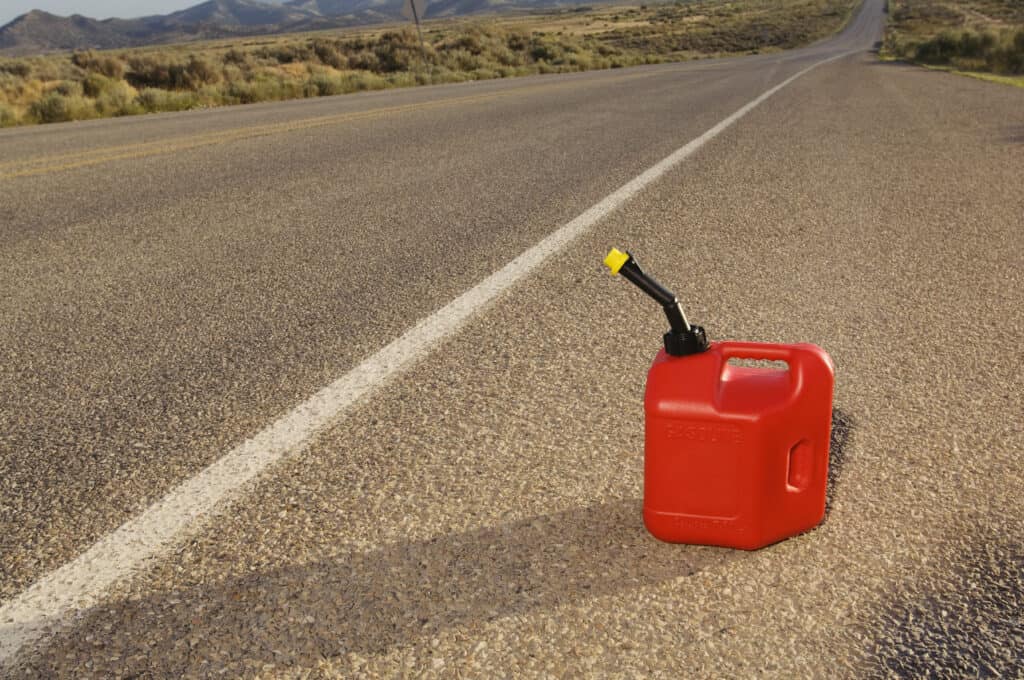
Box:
[0,1,234,27]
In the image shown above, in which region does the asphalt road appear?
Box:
[2,0,1022,675]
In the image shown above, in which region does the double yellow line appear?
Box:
[0,69,673,182]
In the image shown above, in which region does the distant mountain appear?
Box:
[284,0,391,14]
[161,0,317,27]
[0,10,133,53]
[0,1,324,55]
[0,0,594,56]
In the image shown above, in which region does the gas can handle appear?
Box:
[718,341,806,392]
[717,342,836,398]
[718,342,796,364]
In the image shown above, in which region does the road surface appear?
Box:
[1,0,1022,675]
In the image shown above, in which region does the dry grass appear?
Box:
[0,0,858,127]
[882,1,1024,76]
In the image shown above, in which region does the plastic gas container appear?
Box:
[604,249,835,550]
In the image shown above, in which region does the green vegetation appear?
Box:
[883,1,1024,79]
[0,0,858,127]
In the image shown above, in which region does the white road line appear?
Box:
[0,49,853,665]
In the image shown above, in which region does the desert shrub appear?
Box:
[195,84,226,106]
[71,51,126,79]
[223,79,260,104]
[340,36,370,53]
[135,87,199,112]
[312,39,347,69]
[126,54,220,89]
[348,50,380,71]
[447,49,483,71]
[0,102,17,127]
[126,55,177,88]
[446,32,486,55]
[1012,29,1024,70]
[987,29,1024,74]
[223,48,251,66]
[569,53,594,70]
[470,67,500,80]
[50,80,83,97]
[912,32,950,63]
[0,75,41,104]
[30,58,80,82]
[0,59,32,78]
[185,56,220,85]
[506,32,529,52]
[916,30,986,64]
[221,64,246,84]
[530,41,561,62]
[225,74,303,103]
[374,31,424,72]
[914,28,1024,74]
[432,67,471,84]
[342,71,387,92]
[95,81,141,115]
[957,30,997,59]
[306,72,346,96]
[489,45,521,67]
[82,72,114,97]
[256,43,313,64]
[28,92,96,123]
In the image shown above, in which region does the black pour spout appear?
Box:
[604,248,710,357]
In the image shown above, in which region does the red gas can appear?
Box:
[644,341,834,549]
[604,248,835,550]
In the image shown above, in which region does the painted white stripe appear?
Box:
[0,49,852,665]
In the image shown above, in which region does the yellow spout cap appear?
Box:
[604,248,630,275]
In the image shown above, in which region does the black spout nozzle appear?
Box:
[605,249,710,357]
[617,257,691,334]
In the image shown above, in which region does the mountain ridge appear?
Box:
[0,0,592,56]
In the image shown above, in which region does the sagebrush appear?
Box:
[883,0,1024,75]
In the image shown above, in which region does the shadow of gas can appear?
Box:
[604,249,835,549]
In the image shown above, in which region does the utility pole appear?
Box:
[402,0,429,66]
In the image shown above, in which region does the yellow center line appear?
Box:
[0,69,681,182]
[0,84,553,170]
[0,92,512,180]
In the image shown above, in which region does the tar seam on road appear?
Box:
[0,48,856,666]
